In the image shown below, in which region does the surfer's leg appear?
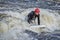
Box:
[27,16,33,24]
[27,17,31,24]
[27,19,30,24]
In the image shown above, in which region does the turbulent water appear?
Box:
[0,0,60,40]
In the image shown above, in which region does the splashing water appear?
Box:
[0,8,60,40]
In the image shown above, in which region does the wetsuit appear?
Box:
[27,11,40,25]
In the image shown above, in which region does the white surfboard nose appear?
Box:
[26,25,47,33]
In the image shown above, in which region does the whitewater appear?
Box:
[0,7,60,40]
[0,0,60,39]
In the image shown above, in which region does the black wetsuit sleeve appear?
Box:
[38,14,40,25]
[35,14,40,25]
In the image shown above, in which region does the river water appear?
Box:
[0,0,60,40]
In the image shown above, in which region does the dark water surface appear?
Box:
[25,30,60,40]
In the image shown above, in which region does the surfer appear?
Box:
[27,8,40,25]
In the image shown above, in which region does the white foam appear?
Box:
[0,8,60,40]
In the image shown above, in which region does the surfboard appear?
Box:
[25,25,47,33]
[30,25,46,28]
